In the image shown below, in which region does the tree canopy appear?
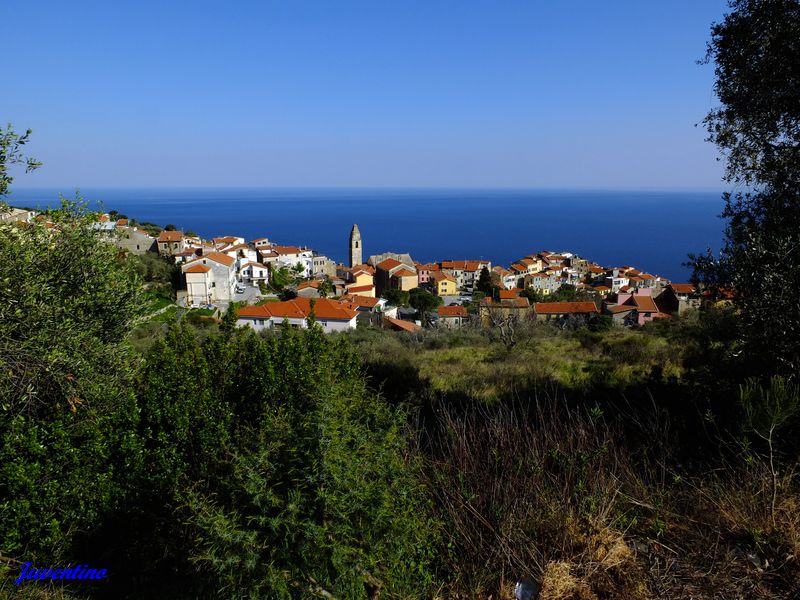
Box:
[693,0,800,377]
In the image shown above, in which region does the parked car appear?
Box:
[234,283,246,294]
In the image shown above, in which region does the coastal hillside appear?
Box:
[2,0,800,598]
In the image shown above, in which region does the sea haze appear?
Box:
[9,188,724,282]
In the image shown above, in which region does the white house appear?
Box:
[258,245,314,278]
[236,298,358,333]
[181,252,237,306]
[240,261,270,287]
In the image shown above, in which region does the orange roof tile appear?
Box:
[339,295,380,309]
[384,316,422,332]
[351,263,376,274]
[346,284,374,293]
[632,295,658,313]
[670,283,696,294]
[438,305,467,317]
[392,268,417,278]
[607,304,635,314]
[498,289,520,300]
[431,271,456,283]
[158,230,184,242]
[534,302,598,315]
[377,258,403,271]
[238,298,357,321]
[417,262,440,271]
[202,252,235,267]
[272,245,305,255]
[184,264,211,274]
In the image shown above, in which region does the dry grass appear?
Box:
[417,397,800,599]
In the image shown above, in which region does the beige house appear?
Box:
[376,258,418,294]
[437,305,468,328]
[181,252,236,306]
[157,230,186,256]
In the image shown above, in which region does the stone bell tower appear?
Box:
[349,224,362,267]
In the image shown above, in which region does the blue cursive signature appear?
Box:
[13,563,107,586]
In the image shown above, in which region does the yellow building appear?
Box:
[392,268,419,292]
[431,270,457,296]
[351,270,374,287]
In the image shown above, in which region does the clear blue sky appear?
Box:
[5,0,729,189]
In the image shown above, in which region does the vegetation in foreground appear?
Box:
[1,201,798,599]
[2,1,800,597]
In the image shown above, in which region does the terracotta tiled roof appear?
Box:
[184,264,211,274]
[213,236,240,245]
[607,304,635,314]
[392,268,417,278]
[158,230,184,242]
[632,295,658,313]
[431,271,456,283]
[237,304,274,318]
[417,262,440,271]
[482,297,530,308]
[346,284,374,293]
[384,316,422,332]
[534,302,598,315]
[438,305,467,317]
[377,258,403,271]
[238,298,357,321]
[338,295,380,309]
[498,289,521,300]
[670,283,696,294]
[272,245,305,255]
[202,252,235,267]
[441,260,485,272]
[351,263,376,274]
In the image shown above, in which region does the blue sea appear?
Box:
[8,188,724,282]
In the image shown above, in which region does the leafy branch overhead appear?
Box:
[0,124,43,198]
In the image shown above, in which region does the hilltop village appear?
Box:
[3,205,704,332]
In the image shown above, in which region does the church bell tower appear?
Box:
[349,224,362,267]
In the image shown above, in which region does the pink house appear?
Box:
[416,262,439,286]
[612,288,664,326]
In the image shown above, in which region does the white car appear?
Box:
[234,283,246,294]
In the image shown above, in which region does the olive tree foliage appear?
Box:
[0,124,42,199]
[0,126,144,562]
[130,322,442,599]
[0,203,144,560]
[691,0,800,377]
